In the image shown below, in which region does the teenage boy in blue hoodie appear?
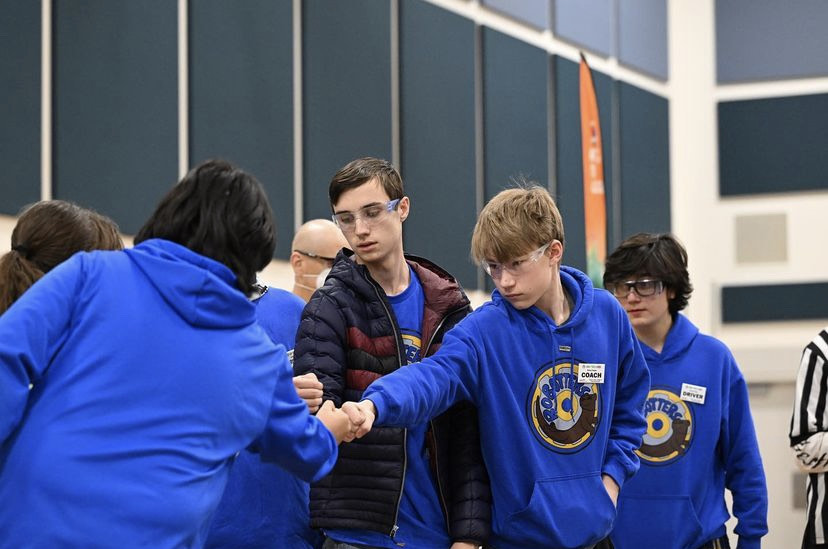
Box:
[345,185,650,549]
[603,233,768,549]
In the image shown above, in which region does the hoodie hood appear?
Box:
[125,238,255,329]
[641,312,699,365]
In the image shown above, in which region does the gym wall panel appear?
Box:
[618,81,670,238]
[718,93,828,196]
[0,0,40,214]
[482,0,550,30]
[190,0,294,258]
[482,28,549,202]
[552,0,612,57]
[722,282,828,323]
[53,0,178,234]
[716,0,828,82]
[303,0,391,222]
[553,56,616,275]
[617,0,668,80]
[400,0,477,289]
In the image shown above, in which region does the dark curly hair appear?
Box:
[603,232,693,315]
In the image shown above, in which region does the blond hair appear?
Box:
[471,184,565,264]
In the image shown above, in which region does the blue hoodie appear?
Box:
[0,239,337,548]
[206,286,323,549]
[363,266,650,548]
[610,314,768,549]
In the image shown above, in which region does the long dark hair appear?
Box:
[0,200,122,313]
[134,159,276,294]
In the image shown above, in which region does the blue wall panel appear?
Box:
[722,282,828,323]
[482,0,550,30]
[618,82,670,238]
[53,0,178,234]
[553,0,612,57]
[483,28,548,201]
[303,0,391,222]
[400,1,477,289]
[719,93,828,196]
[0,0,40,214]
[554,56,616,275]
[190,0,294,258]
[716,0,828,82]
[617,0,668,80]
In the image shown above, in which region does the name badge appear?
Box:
[578,363,605,384]
[681,383,706,404]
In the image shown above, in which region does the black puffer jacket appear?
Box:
[294,249,491,544]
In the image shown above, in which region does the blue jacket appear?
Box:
[363,266,650,549]
[206,286,323,549]
[610,314,768,549]
[0,239,337,548]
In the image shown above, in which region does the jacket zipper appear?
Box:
[371,280,407,540]
[422,305,467,530]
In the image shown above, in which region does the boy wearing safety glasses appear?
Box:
[293,157,490,549]
[345,185,650,548]
[603,233,767,549]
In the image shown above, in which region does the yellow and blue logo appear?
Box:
[528,362,600,453]
[636,387,693,465]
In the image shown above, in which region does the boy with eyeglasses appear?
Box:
[344,184,650,548]
[293,157,490,549]
[603,233,767,549]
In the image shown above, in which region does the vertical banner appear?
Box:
[579,53,607,288]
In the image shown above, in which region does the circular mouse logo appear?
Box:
[529,362,600,453]
[636,387,693,465]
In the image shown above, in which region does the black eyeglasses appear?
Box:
[606,278,664,298]
[294,249,336,267]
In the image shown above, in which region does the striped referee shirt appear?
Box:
[791,327,828,544]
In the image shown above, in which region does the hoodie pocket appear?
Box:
[503,473,616,547]
[611,494,703,549]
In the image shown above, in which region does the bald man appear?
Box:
[290,219,349,302]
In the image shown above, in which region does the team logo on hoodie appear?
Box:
[529,361,600,452]
[636,387,693,465]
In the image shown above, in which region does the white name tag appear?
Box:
[681,383,706,404]
[578,363,605,384]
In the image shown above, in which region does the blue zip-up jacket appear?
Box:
[363,266,649,549]
[0,239,337,548]
[610,314,768,549]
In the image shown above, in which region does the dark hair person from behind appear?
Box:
[0,200,122,314]
[134,159,276,295]
[0,159,348,547]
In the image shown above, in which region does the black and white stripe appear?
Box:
[791,328,828,544]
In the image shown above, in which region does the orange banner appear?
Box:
[579,53,607,288]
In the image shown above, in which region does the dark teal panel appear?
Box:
[400,1,476,289]
[618,82,670,237]
[553,56,616,276]
[54,1,178,234]
[190,0,293,258]
[303,0,391,222]
[482,28,548,200]
[718,94,828,196]
[0,1,40,213]
[722,282,828,323]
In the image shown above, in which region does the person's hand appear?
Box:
[293,373,323,413]
[450,542,479,549]
[341,400,376,439]
[316,400,353,444]
[601,474,619,507]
